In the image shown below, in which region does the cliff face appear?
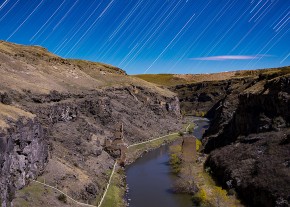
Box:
[0,41,182,206]
[0,104,48,206]
[172,69,290,207]
[203,74,290,207]
[172,78,257,117]
[204,74,290,151]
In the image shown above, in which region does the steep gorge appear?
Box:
[0,41,182,206]
[171,68,290,207]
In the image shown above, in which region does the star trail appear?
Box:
[0,0,289,74]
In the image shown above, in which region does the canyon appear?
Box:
[0,41,289,207]
[0,41,181,206]
[153,67,290,207]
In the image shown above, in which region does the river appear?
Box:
[125,117,210,207]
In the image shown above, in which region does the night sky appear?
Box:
[0,0,289,74]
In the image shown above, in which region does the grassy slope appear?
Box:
[132,74,192,86]
[100,168,126,207]
[0,103,35,129]
[133,66,290,87]
[169,139,243,207]
[0,41,175,97]
[0,41,178,206]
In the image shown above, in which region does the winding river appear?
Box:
[125,117,210,207]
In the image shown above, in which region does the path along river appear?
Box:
[125,117,210,207]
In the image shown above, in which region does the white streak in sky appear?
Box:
[30,0,66,41]
[275,17,289,32]
[246,29,289,68]
[144,13,196,73]
[270,8,289,29]
[53,0,78,31]
[98,0,115,19]
[167,0,213,71]
[109,0,143,40]
[254,0,277,23]
[54,38,68,53]
[273,12,289,29]
[191,55,261,61]
[231,19,261,52]
[7,0,45,40]
[204,4,252,56]
[249,0,269,22]
[0,0,19,23]
[65,0,115,56]
[56,1,102,54]
[280,53,290,64]
[250,0,262,13]
[0,0,9,11]
[119,43,139,65]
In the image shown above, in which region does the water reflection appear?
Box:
[125,118,209,207]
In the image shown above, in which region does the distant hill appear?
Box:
[133,66,290,87]
[0,40,173,97]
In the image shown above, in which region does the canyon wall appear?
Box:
[172,68,290,207]
[0,41,182,206]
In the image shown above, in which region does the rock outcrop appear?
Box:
[171,68,290,207]
[203,73,290,207]
[0,104,48,206]
[0,41,182,206]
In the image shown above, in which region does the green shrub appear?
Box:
[178,131,184,136]
[196,139,202,152]
[57,194,67,203]
[192,189,207,205]
[170,153,181,174]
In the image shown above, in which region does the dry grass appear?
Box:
[0,41,176,97]
[132,74,191,86]
[133,66,290,87]
[0,103,35,129]
[133,72,237,86]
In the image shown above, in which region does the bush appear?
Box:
[178,131,184,136]
[196,139,202,152]
[188,128,193,134]
[57,194,67,203]
[169,153,181,174]
[169,145,182,154]
[227,188,236,196]
[192,188,207,205]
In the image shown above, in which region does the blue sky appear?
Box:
[0,0,289,74]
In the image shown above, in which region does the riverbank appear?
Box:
[169,139,244,207]
[100,165,126,207]
[126,120,193,165]
[100,118,194,206]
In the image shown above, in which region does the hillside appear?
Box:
[1,40,289,207]
[134,67,290,116]
[0,41,182,207]
[133,72,235,86]
[0,41,173,97]
[136,66,290,207]
[134,67,290,87]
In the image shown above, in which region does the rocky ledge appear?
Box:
[171,67,290,207]
[0,41,182,207]
[202,72,290,207]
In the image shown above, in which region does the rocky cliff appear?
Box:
[171,67,290,207]
[0,104,48,207]
[204,73,290,207]
[0,41,182,206]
